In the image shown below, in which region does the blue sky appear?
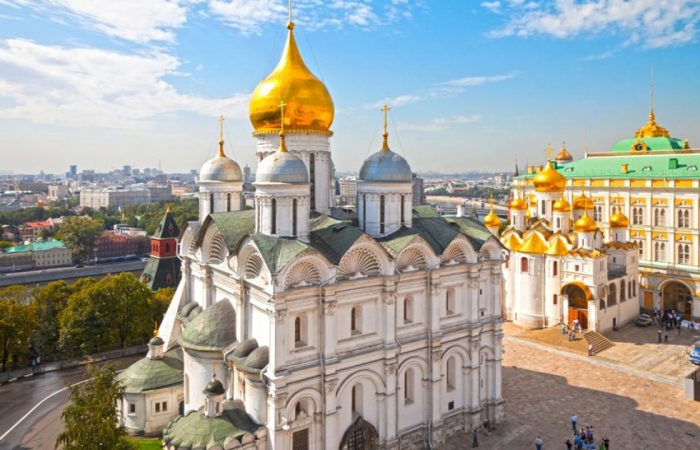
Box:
[1,0,699,174]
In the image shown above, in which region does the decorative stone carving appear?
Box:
[324,379,337,393]
[385,363,397,375]
[322,302,337,316]
[270,309,287,322]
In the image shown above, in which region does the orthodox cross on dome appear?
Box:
[545,144,553,161]
[287,0,294,29]
[650,67,654,115]
[381,103,390,152]
[279,100,288,152]
[218,115,225,157]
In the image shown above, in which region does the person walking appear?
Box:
[571,414,578,432]
[535,435,543,450]
[588,343,593,356]
[602,437,609,449]
[658,329,662,343]
[565,438,573,450]
[472,428,479,447]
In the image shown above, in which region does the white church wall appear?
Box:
[183,350,225,412]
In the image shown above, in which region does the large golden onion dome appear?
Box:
[509,197,528,211]
[553,198,571,213]
[573,192,594,210]
[249,22,334,134]
[555,147,573,162]
[574,212,597,233]
[533,160,566,193]
[609,211,629,228]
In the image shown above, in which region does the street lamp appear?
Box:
[93,247,98,265]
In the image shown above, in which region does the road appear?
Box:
[0,356,140,450]
[0,260,146,287]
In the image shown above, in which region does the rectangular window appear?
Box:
[129,403,136,414]
[155,402,161,413]
[552,261,558,276]
[553,294,558,305]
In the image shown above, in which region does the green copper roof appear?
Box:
[309,216,364,265]
[152,209,180,239]
[202,210,255,249]
[519,152,700,180]
[179,300,236,352]
[5,240,67,253]
[611,136,688,152]
[249,233,309,275]
[117,348,183,393]
[162,403,263,450]
[141,255,180,291]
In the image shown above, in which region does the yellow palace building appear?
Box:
[515,105,699,321]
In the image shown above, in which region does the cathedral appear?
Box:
[117,11,505,450]
[494,151,640,332]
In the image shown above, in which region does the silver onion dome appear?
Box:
[359,149,412,182]
[199,155,243,182]
[256,151,309,184]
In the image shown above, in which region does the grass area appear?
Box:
[127,437,162,450]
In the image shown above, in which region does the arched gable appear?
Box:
[179,226,197,258]
[237,240,271,285]
[285,388,322,420]
[395,239,439,273]
[337,238,392,280]
[282,257,325,289]
[441,344,469,368]
[442,235,478,264]
[479,239,503,261]
[397,355,429,378]
[200,223,228,265]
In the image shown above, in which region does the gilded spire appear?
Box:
[279,100,288,153]
[153,321,159,337]
[218,115,226,157]
[635,69,669,138]
[287,0,293,29]
[381,103,390,152]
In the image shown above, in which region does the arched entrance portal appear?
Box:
[563,283,591,329]
[339,417,378,450]
[662,281,693,320]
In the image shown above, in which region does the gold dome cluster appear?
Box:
[609,211,629,228]
[483,206,501,228]
[573,192,594,210]
[533,160,566,193]
[249,22,334,134]
[509,197,528,211]
[552,198,571,213]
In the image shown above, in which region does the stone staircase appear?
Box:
[583,330,615,354]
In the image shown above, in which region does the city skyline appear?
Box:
[1,1,699,174]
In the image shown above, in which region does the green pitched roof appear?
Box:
[309,216,364,265]
[117,348,183,393]
[163,403,262,450]
[179,300,236,352]
[5,240,67,253]
[203,210,255,248]
[152,209,180,239]
[141,256,180,291]
[520,152,700,180]
[611,136,688,152]
[249,233,309,275]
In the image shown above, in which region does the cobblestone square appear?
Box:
[446,327,700,449]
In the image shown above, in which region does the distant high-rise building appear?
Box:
[412,172,425,205]
[338,176,357,205]
[122,165,132,176]
[243,164,252,183]
[69,165,77,178]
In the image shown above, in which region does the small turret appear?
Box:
[203,375,226,418]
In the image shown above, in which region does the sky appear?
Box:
[1,0,699,175]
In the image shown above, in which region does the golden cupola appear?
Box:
[573,192,594,210]
[555,147,573,162]
[609,211,629,228]
[553,198,571,213]
[509,197,528,211]
[483,204,501,228]
[533,160,566,193]
[249,20,334,134]
[574,212,597,233]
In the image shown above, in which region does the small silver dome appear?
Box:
[256,152,309,184]
[359,149,412,182]
[199,155,243,182]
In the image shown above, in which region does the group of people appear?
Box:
[652,308,687,330]
[565,414,610,450]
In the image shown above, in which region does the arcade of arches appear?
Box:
[661,281,693,320]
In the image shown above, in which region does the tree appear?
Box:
[56,364,134,450]
[59,216,104,261]
[33,281,82,362]
[151,287,174,326]
[59,274,152,356]
[0,286,36,371]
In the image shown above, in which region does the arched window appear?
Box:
[633,207,643,225]
[620,280,626,302]
[227,193,231,212]
[552,261,558,276]
[292,199,298,237]
[380,195,385,234]
[401,195,406,226]
[608,283,617,306]
[209,193,214,214]
[636,240,644,257]
[404,368,414,404]
[165,242,170,253]
[655,242,666,262]
[520,257,529,273]
[541,200,545,215]
[403,296,414,324]
[271,198,277,234]
[445,289,455,315]
[678,244,691,264]
[632,280,636,296]
[351,384,363,416]
[351,306,362,334]
[446,357,456,391]
[599,298,606,310]
[362,194,366,231]
[294,315,305,348]
[612,206,618,214]
[309,153,316,210]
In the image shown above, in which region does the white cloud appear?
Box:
[439,72,518,88]
[397,114,482,132]
[483,0,700,48]
[365,94,424,110]
[581,48,615,61]
[15,0,191,43]
[207,0,414,34]
[0,39,248,127]
[481,1,501,14]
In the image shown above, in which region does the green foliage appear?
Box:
[59,274,153,357]
[79,199,197,235]
[151,288,174,326]
[127,438,162,450]
[0,286,36,371]
[32,281,82,361]
[59,216,104,261]
[56,364,134,450]
[0,240,15,248]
